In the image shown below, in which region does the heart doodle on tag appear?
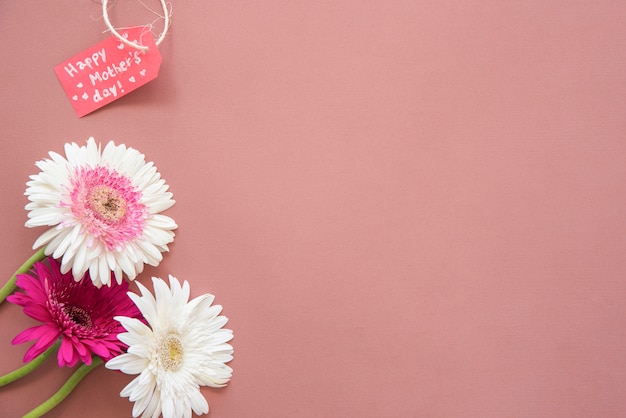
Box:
[55,26,162,117]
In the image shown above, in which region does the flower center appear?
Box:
[89,185,127,222]
[68,166,147,250]
[63,305,93,328]
[158,334,184,372]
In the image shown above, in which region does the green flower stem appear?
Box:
[0,247,47,304]
[23,357,104,418]
[0,340,61,387]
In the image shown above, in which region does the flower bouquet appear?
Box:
[0,138,233,418]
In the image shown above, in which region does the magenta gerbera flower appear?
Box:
[7,258,142,367]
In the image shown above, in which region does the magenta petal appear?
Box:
[23,347,44,363]
[63,355,79,368]
[82,340,111,358]
[21,326,60,363]
[80,353,93,365]
[71,338,94,364]
[12,325,45,345]
[6,293,29,306]
[72,338,88,357]
[23,304,53,322]
[15,273,48,300]
[30,324,59,347]
[58,338,76,367]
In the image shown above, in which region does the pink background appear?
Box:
[1,1,626,417]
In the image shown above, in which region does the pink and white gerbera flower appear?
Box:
[7,258,143,367]
[24,137,177,287]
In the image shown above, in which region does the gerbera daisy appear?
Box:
[25,137,177,287]
[106,276,234,418]
[7,258,142,367]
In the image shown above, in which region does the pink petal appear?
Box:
[82,340,112,358]
[80,353,93,365]
[23,304,54,322]
[58,338,77,367]
[6,292,37,307]
[15,273,48,300]
[12,325,47,344]
[20,326,60,363]
[72,337,88,357]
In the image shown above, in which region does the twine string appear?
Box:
[101,0,170,52]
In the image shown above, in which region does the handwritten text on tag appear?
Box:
[54,27,162,117]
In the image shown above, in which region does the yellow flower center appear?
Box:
[158,334,184,371]
[89,185,127,222]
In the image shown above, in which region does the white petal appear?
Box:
[189,391,209,415]
[135,240,163,266]
[31,227,62,248]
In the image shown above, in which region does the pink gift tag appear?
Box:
[55,27,162,117]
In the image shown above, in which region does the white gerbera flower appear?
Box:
[106,275,234,418]
[25,137,177,287]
